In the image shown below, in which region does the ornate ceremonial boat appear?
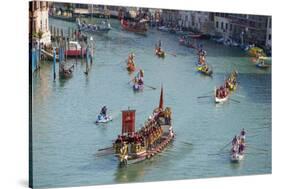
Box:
[120,19,148,35]
[113,87,174,166]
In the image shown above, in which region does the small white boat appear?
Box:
[214,87,229,103]
[95,114,113,124]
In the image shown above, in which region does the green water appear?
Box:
[31,18,271,188]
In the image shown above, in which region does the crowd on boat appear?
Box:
[77,18,111,33]
[133,69,144,91]
[127,53,136,72]
[155,40,165,57]
[231,129,246,162]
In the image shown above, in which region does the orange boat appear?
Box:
[127,62,135,72]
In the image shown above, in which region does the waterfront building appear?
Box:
[228,14,269,47]
[214,13,233,39]
[265,17,272,49]
[178,11,214,34]
[161,9,181,27]
[29,1,51,44]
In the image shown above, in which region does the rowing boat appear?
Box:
[155,48,165,58]
[127,63,135,72]
[214,87,229,103]
[230,130,246,162]
[197,64,213,76]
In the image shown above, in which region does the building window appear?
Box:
[216,21,218,28]
[40,20,42,30]
[269,18,271,28]
[225,23,228,31]
[268,34,271,40]
[230,24,232,31]
[221,22,224,30]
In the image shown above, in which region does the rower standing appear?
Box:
[100,106,107,117]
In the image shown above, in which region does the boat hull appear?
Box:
[197,65,213,76]
[230,152,244,162]
[121,20,147,35]
[215,96,229,103]
[95,115,113,124]
[133,84,144,92]
[119,131,175,166]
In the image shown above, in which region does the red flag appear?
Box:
[122,110,136,134]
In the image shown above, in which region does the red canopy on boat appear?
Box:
[122,109,136,134]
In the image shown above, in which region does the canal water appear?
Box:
[31,18,272,188]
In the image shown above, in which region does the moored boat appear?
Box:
[65,41,86,57]
[255,57,270,69]
[112,87,174,166]
[77,18,111,34]
[120,19,148,35]
[59,63,74,79]
[256,62,270,69]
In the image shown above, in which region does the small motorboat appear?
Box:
[95,114,113,124]
[65,41,86,57]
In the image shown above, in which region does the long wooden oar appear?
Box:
[181,141,193,145]
[98,146,113,151]
[247,146,268,152]
[165,51,176,57]
[144,84,156,90]
[229,98,240,103]
[208,151,229,156]
[197,95,212,99]
[219,141,232,152]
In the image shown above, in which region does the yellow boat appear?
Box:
[248,47,266,57]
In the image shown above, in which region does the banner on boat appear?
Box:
[122,110,136,134]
